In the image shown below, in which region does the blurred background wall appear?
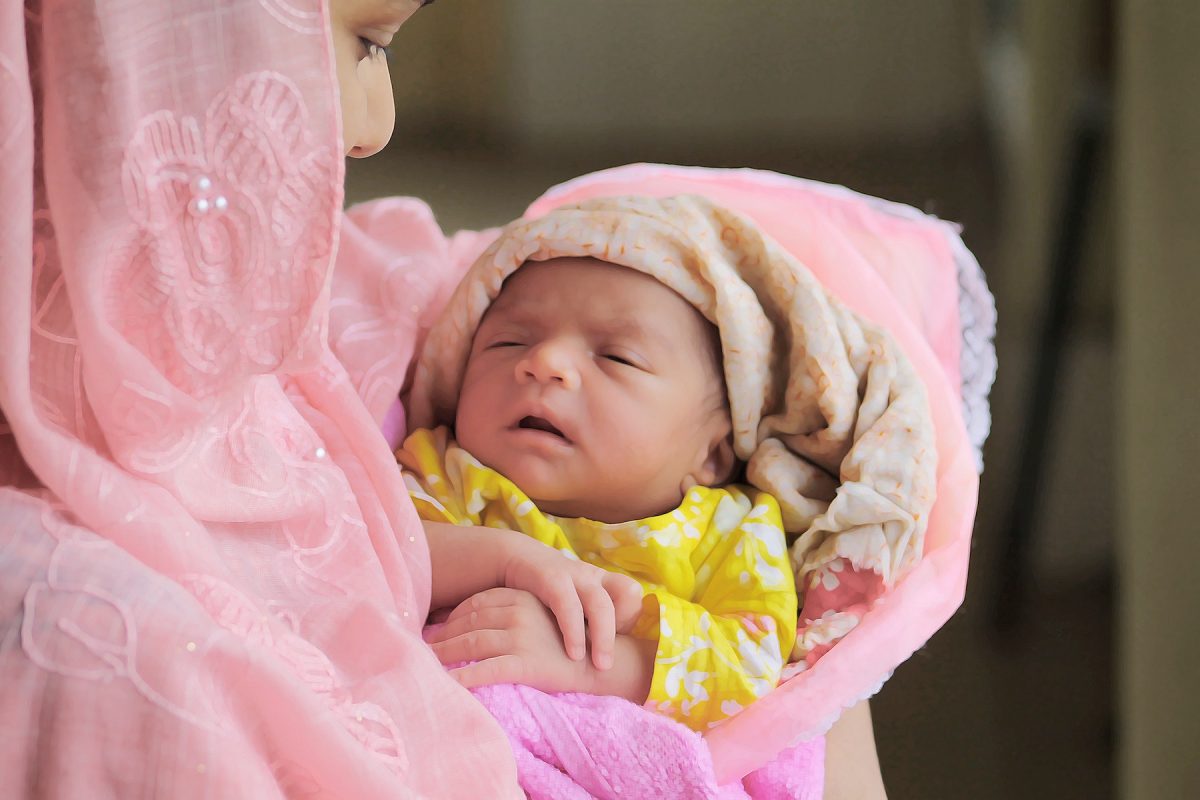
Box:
[345,2,1199,796]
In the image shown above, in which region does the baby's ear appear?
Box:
[695,432,737,488]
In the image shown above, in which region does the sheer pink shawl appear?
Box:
[0,2,519,797]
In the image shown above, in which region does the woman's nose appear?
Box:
[516,341,581,390]
[348,66,397,159]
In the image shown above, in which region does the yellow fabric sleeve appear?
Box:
[632,494,797,730]
[396,427,472,524]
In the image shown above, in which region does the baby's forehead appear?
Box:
[491,257,678,318]
[483,256,724,373]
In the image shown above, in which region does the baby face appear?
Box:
[455,258,733,523]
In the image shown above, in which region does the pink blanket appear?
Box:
[470,681,824,799]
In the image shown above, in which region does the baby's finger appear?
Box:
[577,581,615,671]
[429,628,511,666]
[541,574,586,661]
[449,655,527,690]
[604,572,645,634]
[425,606,515,644]
[446,587,528,624]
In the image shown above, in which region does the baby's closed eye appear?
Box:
[601,353,638,367]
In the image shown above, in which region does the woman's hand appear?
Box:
[424,521,644,671]
[427,588,657,702]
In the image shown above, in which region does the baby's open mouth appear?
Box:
[517,416,568,441]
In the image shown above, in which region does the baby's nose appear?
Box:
[517,342,581,390]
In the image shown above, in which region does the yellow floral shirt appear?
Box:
[398,427,798,731]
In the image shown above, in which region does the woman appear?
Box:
[0,1,884,796]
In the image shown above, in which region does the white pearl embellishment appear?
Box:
[188,174,229,217]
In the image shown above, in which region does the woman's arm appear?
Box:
[823,700,888,799]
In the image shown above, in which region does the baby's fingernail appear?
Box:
[571,646,585,661]
[597,653,613,670]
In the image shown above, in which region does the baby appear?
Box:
[398,192,938,744]
[399,253,797,731]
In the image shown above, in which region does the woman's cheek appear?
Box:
[335,60,362,154]
[363,60,396,140]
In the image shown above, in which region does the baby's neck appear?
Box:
[532,488,697,525]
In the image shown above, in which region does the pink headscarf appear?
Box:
[0,2,519,796]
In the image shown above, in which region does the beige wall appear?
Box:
[390,1,982,151]
[986,0,1118,581]
[1116,2,1200,797]
[999,0,1111,324]
[500,1,980,148]
[388,0,507,141]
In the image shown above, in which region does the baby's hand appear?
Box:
[501,536,643,671]
[428,588,597,693]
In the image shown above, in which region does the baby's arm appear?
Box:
[425,520,643,670]
[426,586,657,701]
[401,428,642,669]
[427,494,796,725]
[592,633,659,702]
[425,520,520,609]
[635,495,798,728]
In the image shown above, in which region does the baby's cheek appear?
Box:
[621,422,676,479]
[454,408,486,457]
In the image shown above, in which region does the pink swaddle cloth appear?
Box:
[359,164,987,785]
[398,190,940,794]
[518,166,988,783]
[409,193,939,669]
[0,2,521,797]
[328,160,990,791]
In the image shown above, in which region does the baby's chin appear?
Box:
[466,443,681,522]
[475,457,576,512]
[530,487,683,525]
[494,467,619,522]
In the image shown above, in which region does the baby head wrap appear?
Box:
[409,193,939,664]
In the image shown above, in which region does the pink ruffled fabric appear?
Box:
[0,2,519,797]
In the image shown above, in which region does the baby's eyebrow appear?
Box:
[592,317,655,341]
[481,304,658,345]
[478,295,530,325]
